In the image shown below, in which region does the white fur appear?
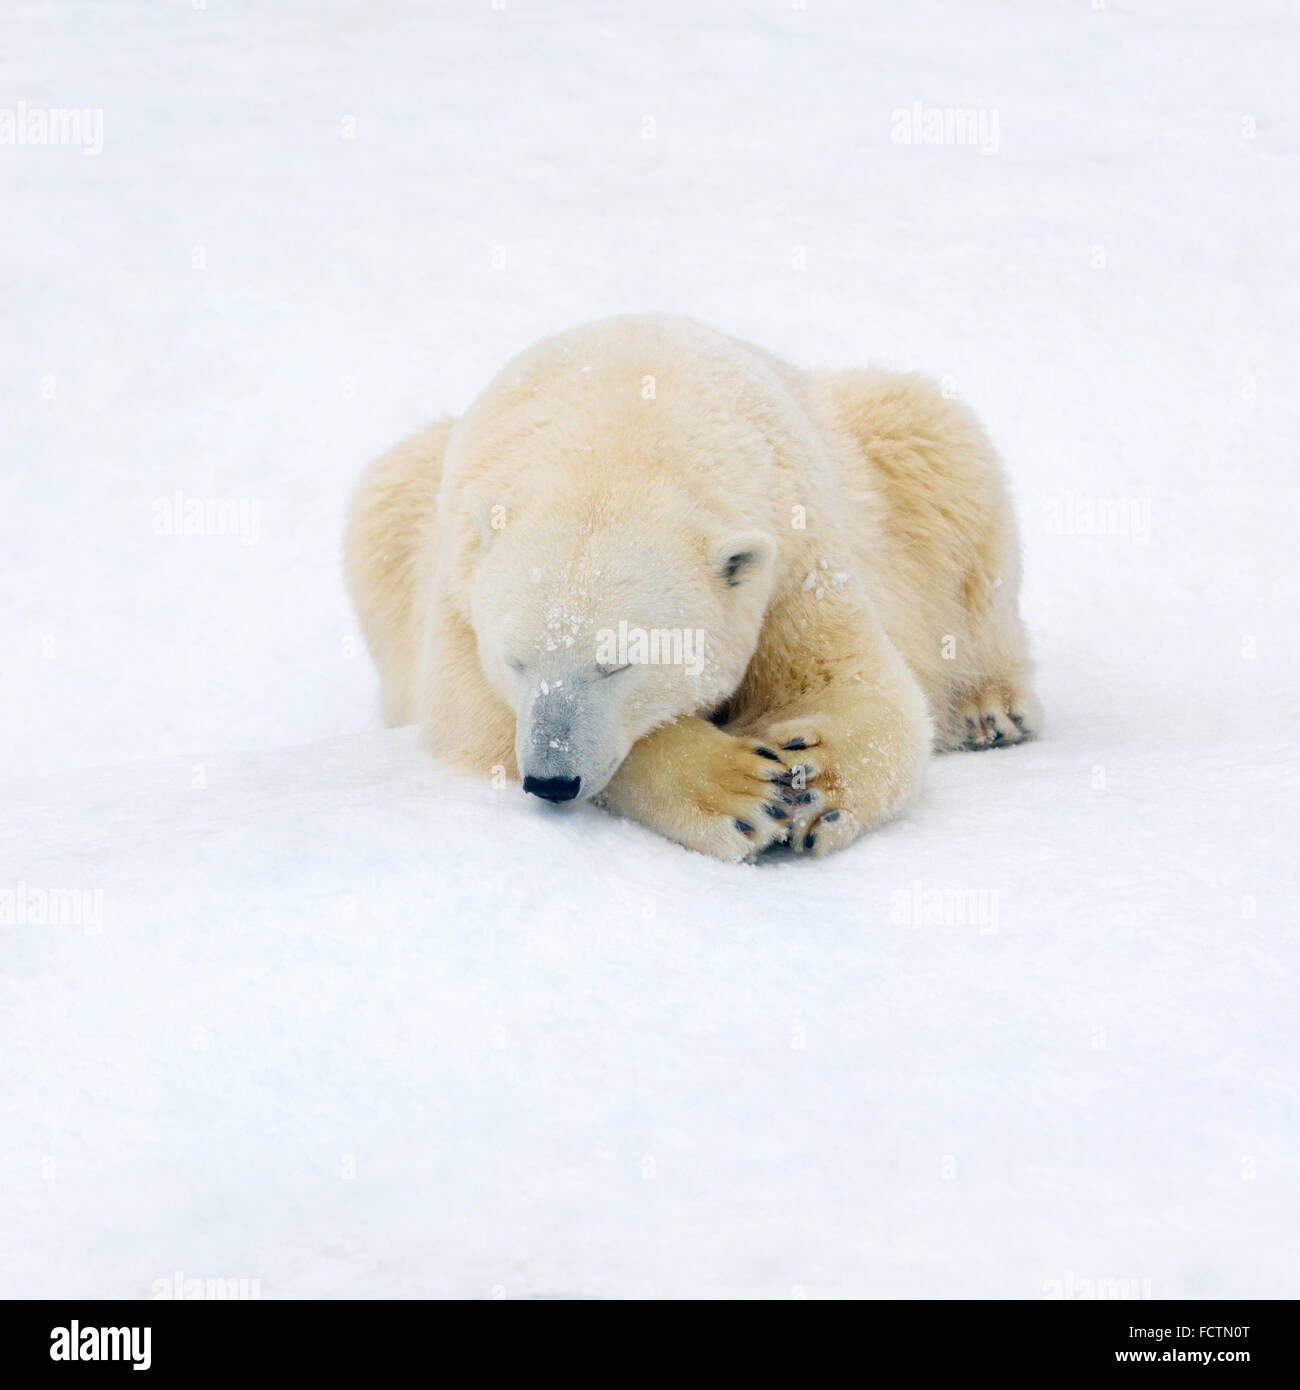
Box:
[345,315,1038,860]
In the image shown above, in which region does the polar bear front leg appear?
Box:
[418,601,519,777]
[738,603,933,858]
[595,717,798,862]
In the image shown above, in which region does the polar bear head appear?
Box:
[464,492,777,802]
[438,315,804,802]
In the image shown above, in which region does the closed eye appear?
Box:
[595,663,631,679]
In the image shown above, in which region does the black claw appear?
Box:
[754,746,780,761]
[779,790,796,805]
[734,819,755,835]
[781,737,808,751]
[803,833,816,851]
[794,790,816,805]
[763,803,788,820]
[822,810,840,822]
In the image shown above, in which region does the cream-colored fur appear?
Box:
[344,315,1038,861]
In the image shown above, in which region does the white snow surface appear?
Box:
[2,0,1298,1298]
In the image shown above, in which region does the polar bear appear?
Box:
[345,315,1038,861]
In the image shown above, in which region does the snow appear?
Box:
[2,0,1297,1298]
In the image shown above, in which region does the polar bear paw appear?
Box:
[943,680,1039,751]
[679,736,798,861]
[751,720,856,859]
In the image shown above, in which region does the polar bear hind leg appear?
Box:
[818,368,1042,757]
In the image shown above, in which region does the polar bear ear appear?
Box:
[710,531,777,589]
[462,485,497,544]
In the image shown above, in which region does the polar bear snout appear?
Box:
[515,677,626,804]
[522,774,583,803]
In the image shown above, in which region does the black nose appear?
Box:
[523,774,582,803]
